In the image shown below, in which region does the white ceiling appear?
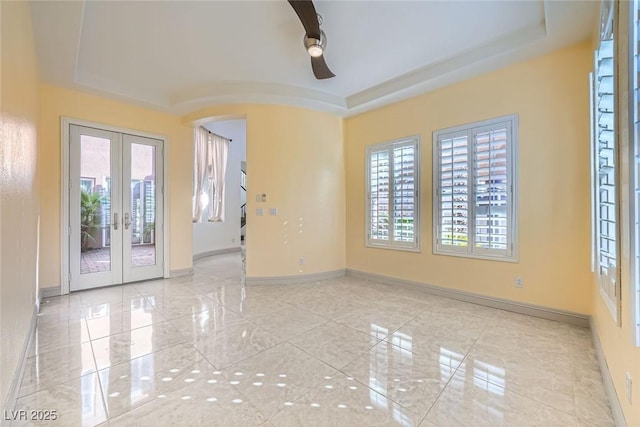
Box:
[29,0,598,117]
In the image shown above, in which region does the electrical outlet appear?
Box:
[515,277,524,288]
[299,257,304,266]
[626,372,632,404]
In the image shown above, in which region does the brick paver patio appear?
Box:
[80,245,156,274]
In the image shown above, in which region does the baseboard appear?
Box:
[245,269,346,285]
[193,247,241,261]
[170,267,194,278]
[346,269,590,327]
[590,318,627,427]
[40,286,61,299]
[2,305,38,426]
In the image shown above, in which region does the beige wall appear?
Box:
[590,3,640,425]
[345,42,593,314]
[38,85,193,289]
[0,0,41,408]
[183,105,346,278]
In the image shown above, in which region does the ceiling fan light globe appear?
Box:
[307,45,323,57]
[304,35,325,57]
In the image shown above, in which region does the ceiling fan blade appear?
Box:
[311,55,335,79]
[287,0,321,39]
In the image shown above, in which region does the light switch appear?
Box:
[269,208,278,216]
[256,208,264,216]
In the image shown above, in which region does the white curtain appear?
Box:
[207,133,229,222]
[192,126,208,222]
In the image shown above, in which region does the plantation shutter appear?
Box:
[367,138,419,249]
[594,31,618,314]
[472,123,511,256]
[393,144,416,243]
[369,150,390,242]
[633,0,640,342]
[437,132,470,251]
[434,115,516,260]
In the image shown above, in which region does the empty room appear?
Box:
[1,0,639,426]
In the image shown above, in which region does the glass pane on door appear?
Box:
[80,135,111,274]
[129,143,156,268]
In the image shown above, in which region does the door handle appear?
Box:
[124,213,131,230]
[113,213,118,230]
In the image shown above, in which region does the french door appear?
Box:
[69,124,164,291]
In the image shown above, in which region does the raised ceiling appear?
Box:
[29,0,598,117]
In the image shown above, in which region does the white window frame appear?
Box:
[592,0,621,325]
[629,0,640,344]
[433,115,518,262]
[365,136,420,252]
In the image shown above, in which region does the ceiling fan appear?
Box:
[287,0,335,79]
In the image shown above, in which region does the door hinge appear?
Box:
[68,226,72,236]
[68,272,72,283]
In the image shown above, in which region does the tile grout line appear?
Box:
[416,316,494,425]
[86,316,110,423]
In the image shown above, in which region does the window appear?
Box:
[366,136,420,251]
[630,0,640,343]
[192,127,229,223]
[591,0,619,323]
[80,177,95,192]
[433,115,517,261]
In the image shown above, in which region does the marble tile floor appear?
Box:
[12,253,614,426]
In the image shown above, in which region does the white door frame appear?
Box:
[61,117,170,295]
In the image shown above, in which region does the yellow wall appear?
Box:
[590,3,640,424]
[345,42,593,314]
[38,90,346,287]
[38,85,193,289]
[0,0,41,407]
[183,104,346,278]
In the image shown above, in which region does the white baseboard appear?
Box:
[2,305,38,425]
[40,286,61,299]
[590,318,627,427]
[246,269,346,285]
[193,247,241,261]
[170,268,194,278]
[346,269,590,327]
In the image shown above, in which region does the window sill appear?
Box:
[433,248,518,263]
[365,242,421,253]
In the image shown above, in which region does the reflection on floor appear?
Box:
[17,253,614,426]
[81,245,156,274]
